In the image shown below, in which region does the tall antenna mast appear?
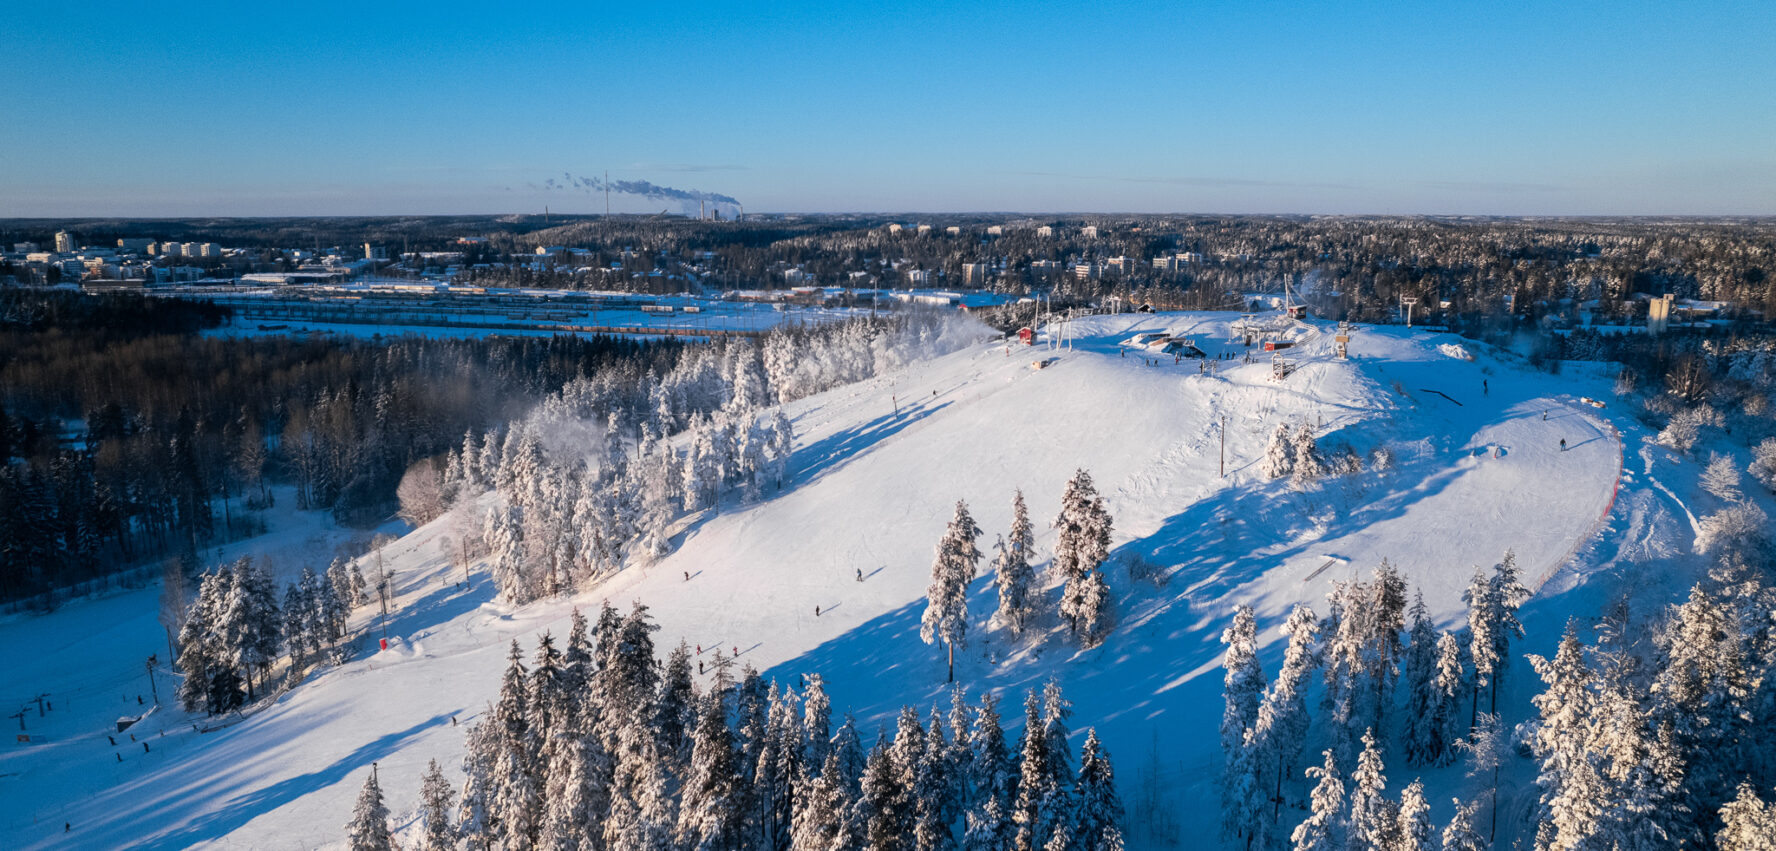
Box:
[604,170,610,217]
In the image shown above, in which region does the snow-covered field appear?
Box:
[0,311,1724,849]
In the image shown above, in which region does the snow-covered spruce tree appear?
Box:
[1366,560,1409,734]
[484,503,533,604]
[175,564,231,712]
[1072,729,1125,851]
[1428,632,1465,769]
[1716,782,1776,851]
[968,693,1016,843]
[1291,750,1344,851]
[1461,568,1496,730]
[1038,680,1078,847]
[1439,798,1486,851]
[912,714,958,851]
[1220,604,1266,843]
[1345,728,1389,851]
[1244,603,1320,848]
[1704,452,1746,502]
[1053,469,1114,646]
[1012,690,1054,851]
[416,758,456,851]
[1651,584,1755,826]
[1394,779,1432,851]
[1528,621,1603,851]
[1401,594,1439,768]
[1264,424,1297,480]
[345,769,394,851]
[1485,550,1529,716]
[1291,423,1326,489]
[858,736,914,851]
[229,556,282,700]
[994,490,1038,637]
[282,581,313,672]
[791,750,853,850]
[923,499,983,683]
[677,686,744,850]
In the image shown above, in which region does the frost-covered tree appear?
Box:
[1221,605,1266,842]
[1345,729,1389,851]
[484,504,532,604]
[1243,603,1320,847]
[1401,595,1441,768]
[1717,783,1776,851]
[1394,779,1432,851]
[1455,713,1508,844]
[994,491,1038,636]
[345,769,394,851]
[1053,470,1114,646]
[417,758,456,851]
[791,750,853,851]
[1071,729,1124,851]
[677,689,744,851]
[923,500,983,683]
[1291,423,1326,488]
[1749,437,1776,493]
[1264,424,1297,479]
[1704,452,1745,502]
[1439,798,1486,851]
[858,738,914,851]
[1695,501,1770,560]
[1529,622,1603,851]
[1292,750,1344,851]
[1651,584,1755,821]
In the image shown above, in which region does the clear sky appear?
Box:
[3,0,1772,216]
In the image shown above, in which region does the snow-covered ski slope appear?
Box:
[4,311,1645,849]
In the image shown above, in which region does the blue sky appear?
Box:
[3,0,1772,216]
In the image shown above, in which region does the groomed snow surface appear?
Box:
[1,311,1715,849]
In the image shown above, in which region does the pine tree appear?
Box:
[1292,750,1344,851]
[417,758,457,851]
[994,491,1038,636]
[678,690,744,851]
[1346,729,1388,851]
[792,751,852,851]
[923,499,982,683]
[1716,782,1776,851]
[969,693,1015,837]
[1012,691,1053,851]
[1438,798,1485,851]
[1427,632,1465,768]
[485,503,533,604]
[1071,729,1124,851]
[1462,567,1496,730]
[859,737,913,851]
[1393,779,1432,851]
[345,769,394,851]
[1053,470,1113,646]
[1247,603,1320,848]
[1401,595,1440,768]
[1221,605,1266,843]
[911,714,957,851]
[1486,550,1529,716]
[1529,621,1603,851]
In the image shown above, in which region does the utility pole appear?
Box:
[1401,296,1418,328]
[146,656,160,706]
[377,551,390,640]
[1219,414,1228,478]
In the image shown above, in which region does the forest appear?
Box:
[0,289,682,604]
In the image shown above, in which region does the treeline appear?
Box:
[0,290,685,602]
[433,311,989,606]
[343,603,1125,851]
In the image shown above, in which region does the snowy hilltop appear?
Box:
[4,308,1756,850]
